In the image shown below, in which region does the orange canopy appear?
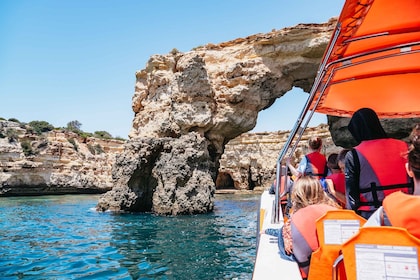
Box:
[311,0,420,118]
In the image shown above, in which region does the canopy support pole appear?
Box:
[273,24,342,223]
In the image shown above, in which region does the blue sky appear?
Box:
[0,0,343,138]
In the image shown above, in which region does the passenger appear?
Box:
[337,148,350,173]
[364,124,420,238]
[344,108,413,219]
[324,152,347,207]
[286,136,328,180]
[268,166,293,195]
[268,167,294,216]
[261,176,340,278]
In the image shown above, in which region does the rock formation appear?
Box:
[96,133,216,215]
[218,124,339,191]
[0,120,124,196]
[97,20,338,214]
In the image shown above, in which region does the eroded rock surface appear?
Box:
[96,132,215,215]
[0,120,123,196]
[98,20,337,214]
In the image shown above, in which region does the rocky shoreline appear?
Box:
[0,120,124,196]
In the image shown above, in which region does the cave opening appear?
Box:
[215,172,235,190]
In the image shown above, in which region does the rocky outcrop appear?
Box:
[98,20,338,214]
[96,132,215,215]
[0,120,124,196]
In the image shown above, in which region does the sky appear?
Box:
[0,0,344,138]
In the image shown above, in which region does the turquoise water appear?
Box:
[0,194,259,280]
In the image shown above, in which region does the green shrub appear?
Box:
[87,144,95,155]
[87,143,104,155]
[8,118,20,123]
[28,120,55,135]
[94,130,112,139]
[66,120,82,133]
[5,129,18,143]
[68,138,78,151]
[21,140,35,156]
[94,144,104,154]
[79,132,93,139]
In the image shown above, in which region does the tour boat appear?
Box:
[253,0,420,279]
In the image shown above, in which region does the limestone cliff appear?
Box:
[0,120,124,196]
[218,124,339,191]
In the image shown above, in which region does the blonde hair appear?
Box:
[291,176,339,212]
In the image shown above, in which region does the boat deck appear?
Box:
[252,191,302,280]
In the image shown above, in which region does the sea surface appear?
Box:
[0,193,259,280]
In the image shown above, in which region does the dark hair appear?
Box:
[337,149,350,163]
[308,137,322,150]
[408,123,420,179]
[327,153,339,170]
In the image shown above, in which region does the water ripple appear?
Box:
[0,194,258,279]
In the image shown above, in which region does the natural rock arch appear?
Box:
[96,20,337,215]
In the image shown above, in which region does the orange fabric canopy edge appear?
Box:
[311,0,420,118]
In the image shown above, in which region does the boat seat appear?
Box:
[333,226,420,280]
[307,210,366,280]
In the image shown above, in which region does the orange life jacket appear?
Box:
[291,204,336,278]
[305,152,327,179]
[382,191,420,239]
[353,138,412,212]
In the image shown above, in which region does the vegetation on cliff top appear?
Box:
[0,117,125,141]
[0,117,125,157]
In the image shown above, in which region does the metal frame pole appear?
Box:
[273,24,342,223]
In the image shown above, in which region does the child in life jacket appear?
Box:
[364,123,420,239]
[323,151,348,207]
[286,137,328,180]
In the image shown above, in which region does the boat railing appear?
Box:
[272,24,343,223]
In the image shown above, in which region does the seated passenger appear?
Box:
[268,167,294,216]
[291,204,336,279]
[323,151,348,207]
[286,137,328,180]
[365,124,420,238]
[344,108,413,219]
[268,166,293,195]
[261,176,340,278]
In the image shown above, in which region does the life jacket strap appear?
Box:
[359,182,413,194]
[358,182,414,208]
